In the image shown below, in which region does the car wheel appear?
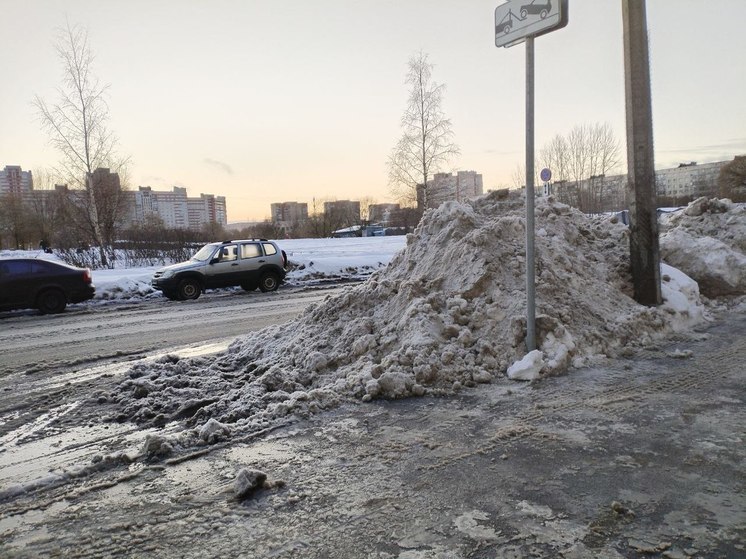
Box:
[37,289,67,314]
[540,9,548,18]
[178,278,201,300]
[258,272,280,292]
[520,8,528,18]
[241,281,258,292]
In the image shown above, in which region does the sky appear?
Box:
[2,0,745,222]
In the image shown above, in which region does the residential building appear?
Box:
[548,159,733,212]
[0,165,33,195]
[655,161,727,202]
[419,171,484,208]
[323,200,361,223]
[133,186,227,229]
[271,201,308,228]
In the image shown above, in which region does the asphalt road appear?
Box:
[0,286,338,378]
[0,300,744,558]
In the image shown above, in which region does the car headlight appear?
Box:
[160,269,175,279]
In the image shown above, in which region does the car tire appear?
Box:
[540,9,548,18]
[520,8,528,18]
[162,289,180,301]
[258,272,280,292]
[241,281,258,292]
[177,278,201,300]
[37,289,67,314]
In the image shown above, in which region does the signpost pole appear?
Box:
[525,36,536,352]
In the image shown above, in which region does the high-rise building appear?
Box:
[133,186,227,229]
[324,200,361,222]
[271,201,308,227]
[420,171,484,208]
[0,165,33,195]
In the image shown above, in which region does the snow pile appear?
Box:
[112,192,708,436]
[660,197,746,297]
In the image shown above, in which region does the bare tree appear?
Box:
[34,22,127,267]
[718,155,746,202]
[0,194,33,249]
[388,52,459,210]
[28,168,65,248]
[539,122,621,212]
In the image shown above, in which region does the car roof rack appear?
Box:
[221,239,270,244]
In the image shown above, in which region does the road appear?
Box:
[0,287,341,491]
[0,286,338,378]
[0,297,744,558]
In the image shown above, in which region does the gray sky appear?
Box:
[2,0,745,221]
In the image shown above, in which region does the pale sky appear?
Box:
[2,0,745,222]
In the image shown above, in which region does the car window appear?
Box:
[0,261,31,276]
[240,243,262,259]
[219,245,238,262]
[31,261,53,274]
[262,243,277,256]
[191,244,218,262]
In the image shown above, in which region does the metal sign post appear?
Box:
[495,0,568,352]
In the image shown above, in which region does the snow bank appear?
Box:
[660,197,746,297]
[111,193,712,440]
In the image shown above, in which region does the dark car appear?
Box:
[521,0,552,19]
[151,239,288,300]
[0,258,95,314]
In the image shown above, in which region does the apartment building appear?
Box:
[0,165,33,195]
[420,170,484,208]
[323,200,361,222]
[270,201,308,227]
[133,186,227,229]
[549,159,731,212]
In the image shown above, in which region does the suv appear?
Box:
[0,258,95,314]
[152,239,288,300]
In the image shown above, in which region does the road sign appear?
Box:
[540,168,552,182]
[495,0,569,48]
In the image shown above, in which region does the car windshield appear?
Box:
[190,244,218,262]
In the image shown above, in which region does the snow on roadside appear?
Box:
[107,192,732,453]
[660,197,746,298]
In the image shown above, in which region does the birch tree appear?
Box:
[388,52,459,210]
[34,22,125,267]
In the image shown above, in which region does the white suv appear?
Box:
[152,239,287,300]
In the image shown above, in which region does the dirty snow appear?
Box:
[104,193,744,453]
[660,197,746,297]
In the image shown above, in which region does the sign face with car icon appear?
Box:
[494,0,568,47]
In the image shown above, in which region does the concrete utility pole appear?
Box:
[622,0,661,306]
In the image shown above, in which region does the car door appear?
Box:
[237,242,264,285]
[203,244,240,288]
[0,260,33,310]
